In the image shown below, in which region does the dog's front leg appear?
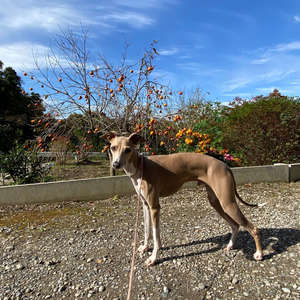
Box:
[145,205,161,266]
[138,201,152,253]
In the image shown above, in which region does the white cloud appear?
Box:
[179,55,191,59]
[0,0,158,36]
[0,2,90,32]
[112,0,181,9]
[272,41,300,52]
[159,47,181,56]
[251,58,271,64]
[99,11,155,28]
[294,15,300,23]
[218,41,300,93]
[0,42,50,70]
[194,44,205,49]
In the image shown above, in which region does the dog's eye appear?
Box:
[111,146,116,151]
[125,148,131,153]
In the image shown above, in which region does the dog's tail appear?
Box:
[227,167,267,208]
[235,190,267,207]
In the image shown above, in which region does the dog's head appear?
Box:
[101,132,146,169]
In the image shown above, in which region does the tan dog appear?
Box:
[102,132,265,266]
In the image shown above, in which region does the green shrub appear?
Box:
[221,91,300,166]
[0,141,49,185]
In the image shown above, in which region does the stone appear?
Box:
[198,283,206,290]
[282,288,291,294]
[15,263,24,270]
[99,286,105,292]
[232,277,239,284]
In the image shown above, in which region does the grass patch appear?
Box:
[44,157,125,182]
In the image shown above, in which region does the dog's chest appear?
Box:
[131,178,148,205]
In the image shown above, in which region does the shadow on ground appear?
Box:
[154,228,300,264]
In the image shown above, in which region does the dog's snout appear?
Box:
[112,161,122,169]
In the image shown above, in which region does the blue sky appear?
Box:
[1,0,300,103]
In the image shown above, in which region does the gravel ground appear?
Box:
[1,182,300,300]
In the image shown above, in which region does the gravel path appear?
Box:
[1,182,300,300]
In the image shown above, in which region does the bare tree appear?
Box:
[26,25,168,136]
[23,25,205,174]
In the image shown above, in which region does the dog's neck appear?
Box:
[124,150,143,178]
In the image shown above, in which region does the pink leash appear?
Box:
[127,154,144,300]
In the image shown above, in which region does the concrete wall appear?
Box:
[231,165,290,185]
[1,164,300,206]
[289,163,300,182]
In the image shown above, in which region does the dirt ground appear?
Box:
[1,182,300,299]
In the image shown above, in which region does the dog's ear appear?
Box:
[101,131,118,142]
[129,133,147,145]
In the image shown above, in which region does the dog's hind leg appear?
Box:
[206,185,240,251]
[210,183,263,261]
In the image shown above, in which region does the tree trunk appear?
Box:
[107,149,116,176]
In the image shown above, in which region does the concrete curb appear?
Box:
[1,164,299,206]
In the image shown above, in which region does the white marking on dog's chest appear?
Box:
[131,177,147,205]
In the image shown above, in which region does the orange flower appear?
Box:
[185,138,193,145]
[186,128,193,136]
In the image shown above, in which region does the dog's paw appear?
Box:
[253,251,263,261]
[222,242,234,251]
[145,256,157,266]
[138,244,148,253]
